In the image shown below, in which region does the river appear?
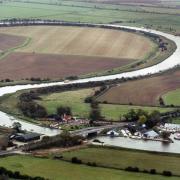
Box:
[0,23,179,137]
[97,135,180,154]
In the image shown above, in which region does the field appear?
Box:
[0,26,154,60]
[37,88,173,120]
[0,52,133,80]
[0,33,26,52]
[0,25,158,80]
[0,1,180,34]
[97,69,180,106]
[62,146,180,176]
[163,89,180,106]
[0,88,173,121]
[0,155,177,180]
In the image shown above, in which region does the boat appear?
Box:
[174,133,180,140]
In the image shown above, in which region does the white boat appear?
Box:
[174,133,180,140]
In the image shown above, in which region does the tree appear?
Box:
[161,131,171,139]
[159,96,165,106]
[12,122,22,132]
[138,115,147,125]
[57,106,72,117]
[89,101,101,124]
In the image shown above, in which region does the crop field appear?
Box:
[0,33,25,52]
[97,69,180,106]
[62,147,180,176]
[0,155,177,180]
[0,25,157,80]
[0,26,154,59]
[0,52,133,80]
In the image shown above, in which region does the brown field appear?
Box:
[0,26,155,60]
[0,52,134,80]
[97,69,180,106]
[0,33,25,52]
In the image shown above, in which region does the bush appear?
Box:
[163,171,172,176]
[125,166,139,172]
[71,157,82,164]
[150,169,156,174]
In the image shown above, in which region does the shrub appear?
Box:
[71,157,82,164]
[163,171,172,176]
[150,169,156,174]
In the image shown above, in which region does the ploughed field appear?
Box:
[96,69,180,106]
[0,33,26,52]
[0,53,132,80]
[0,26,155,80]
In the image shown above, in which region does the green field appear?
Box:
[62,146,180,176]
[0,88,174,121]
[0,155,179,180]
[163,89,180,106]
[0,1,180,34]
[37,88,174,120]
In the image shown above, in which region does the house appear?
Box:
[143,130,159,138]
[14,133,40,142]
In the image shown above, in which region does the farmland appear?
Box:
[0,0,180,34]
[0,155,177,180]
[62,146,180,176]
[0,25,160,80]
[163,89,180,106]
[0,52,133,80]
[36,88,173,120]
[0,33,26,52]
[0,88,174,121]
[0,26,154,60]
[97,69,180,106]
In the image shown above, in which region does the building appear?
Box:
[14,133,40,142]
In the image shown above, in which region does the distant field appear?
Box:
[0,1,180,34]
[0,155,177,180]
[97,69,180,106]
[163,89,180,106]
[0,26,154,60]
[62,147,180,176]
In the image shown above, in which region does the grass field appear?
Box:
[163,89,180,106]
[62,146,180,176]
[0,1,180,34]
[37,88,173,120]
[97,69,180,106]
[0,155,177,180]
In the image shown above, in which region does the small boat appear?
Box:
[174,133,180,140]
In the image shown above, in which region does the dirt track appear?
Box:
[0,52,134,80]
[97,69,180,106]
